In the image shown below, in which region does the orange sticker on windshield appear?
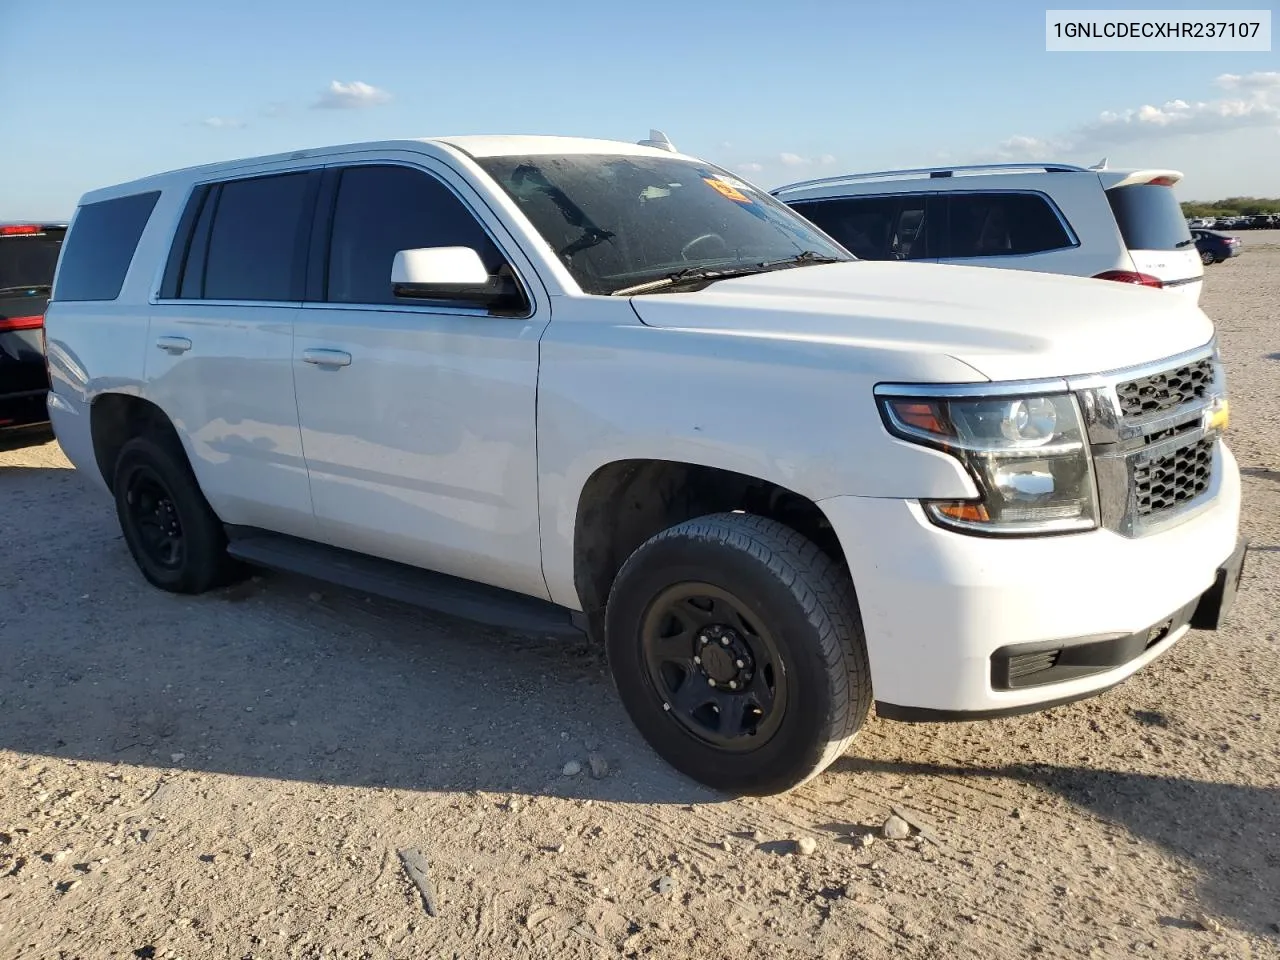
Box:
[703,177,751,203]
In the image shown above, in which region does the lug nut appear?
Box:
[700,637,709,645]
[693,656,701,665]
[721,637,731,646]
[663,702,671,711]
[708,679,716,687]
[735,659,745,668]
[728,681,737,689]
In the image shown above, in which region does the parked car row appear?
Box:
[37,132,1244,793]
[1188,214,1278,230]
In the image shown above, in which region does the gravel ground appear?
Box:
[2,236,1278,960]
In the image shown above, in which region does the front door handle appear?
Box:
[302,348,352,368]
[155,336,192,354]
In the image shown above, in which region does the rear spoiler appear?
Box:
[1096,169,1183,190]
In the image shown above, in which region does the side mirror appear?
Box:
[390,247,527,313]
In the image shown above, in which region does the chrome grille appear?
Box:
[1115,357,1214,418]
[1133,437,1214,517]
[1074,344,1221,537]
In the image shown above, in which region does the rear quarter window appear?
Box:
[1106,184,1193,252]
[945,192,1073,258]
[53,192,160,302]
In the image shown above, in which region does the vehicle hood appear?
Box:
[627,261,1215,382]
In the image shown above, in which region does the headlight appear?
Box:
[879,390,1098,535]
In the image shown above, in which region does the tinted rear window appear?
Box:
[202,173,315,301]
[1106,184,1192,251]
[0,231,64,291]
[54,193,159,301]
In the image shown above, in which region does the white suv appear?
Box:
[773,163,1204,301]
[44,136,1243,794]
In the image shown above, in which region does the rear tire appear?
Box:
[113,434,241,593]
[1200,249,1215,266]
[605,512,871,795]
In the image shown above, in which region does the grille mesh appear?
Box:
[1116,358,1213,418]
[1133,437,1214,517]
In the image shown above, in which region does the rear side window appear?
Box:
[1106,184,1193,252]
[789,195,934,260]
[324,165,506,305]
[166,172,317,301]
[53,193,159,302]
[944,192,1073,258]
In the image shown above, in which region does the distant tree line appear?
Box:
[1181,197,1280,217]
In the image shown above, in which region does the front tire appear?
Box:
[113,435,240,593]
[605,513,871,794]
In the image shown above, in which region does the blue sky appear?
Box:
[2,0,1276,218]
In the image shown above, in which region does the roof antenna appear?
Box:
[638,129,678,153]
[1088,157,1108,170]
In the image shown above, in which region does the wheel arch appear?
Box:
[571,458,847,643]
[90,393,185,493]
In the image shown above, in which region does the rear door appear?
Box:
[785,194,940,262]
[1104,182,1203,300]
[148,170,318,537]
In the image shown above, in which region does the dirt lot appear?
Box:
[2,235,1278,960]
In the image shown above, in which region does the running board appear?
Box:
[224,527,586,640]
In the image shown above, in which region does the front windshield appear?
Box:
[476,154,852,295]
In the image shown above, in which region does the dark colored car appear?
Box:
[0,222,66,436]
[1191,228,1241,265]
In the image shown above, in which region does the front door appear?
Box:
[292,160,550,599]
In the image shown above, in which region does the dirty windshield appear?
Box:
[477,154,852,295]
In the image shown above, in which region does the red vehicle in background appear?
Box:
[0,222,65,440]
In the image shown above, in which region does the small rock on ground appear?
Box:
[655,875,676,895]
[562,760,582,777]
[795,837,817,856]
[883,815,911,840]
[587,753,608,779]
[1196,913,1224,934]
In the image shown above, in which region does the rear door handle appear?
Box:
[302,348,352,368]
[155,336,192,354]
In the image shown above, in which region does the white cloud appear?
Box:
[1215,71,1280,90]
[201,117,246,129]
[988,71,1280,159]
[313,80,392,110]
[817,153,838,165]
[779,152,808,166]
[737,161,765,173]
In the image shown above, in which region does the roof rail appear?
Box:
[770,162,1090,195]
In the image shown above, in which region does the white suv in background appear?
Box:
[773,163,1204,302]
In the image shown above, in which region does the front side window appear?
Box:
[945,192,1073,258]
[789,196,932,261]
[325,165,507,305]
[53,194,158,302]
[477,154,851,295]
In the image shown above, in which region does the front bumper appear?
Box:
[818,441,1242,716]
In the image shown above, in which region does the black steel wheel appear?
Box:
[640,583,787,752]
[113,434,241,594]
[606,512,871,795]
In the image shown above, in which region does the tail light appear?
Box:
[1093,270,1163,288]
[0,224,41,236]
[0,314,44,331]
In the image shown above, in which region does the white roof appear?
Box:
[78,135,698,204]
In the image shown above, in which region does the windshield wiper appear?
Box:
[610,251,846,296]
[0,283,52,297]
